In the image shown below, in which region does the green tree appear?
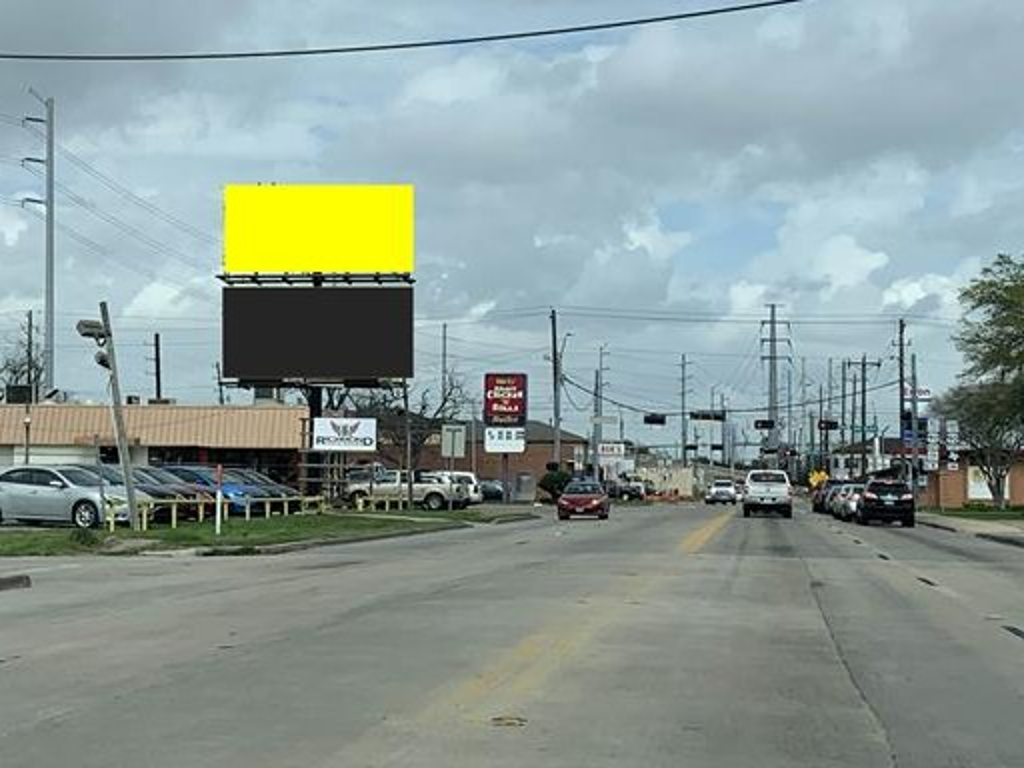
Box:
[931,378,1024,509]
[956,254,1024,379]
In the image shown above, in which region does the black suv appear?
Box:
[856,479,915,527]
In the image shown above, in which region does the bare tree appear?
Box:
[344,375,469,469]
[0,317,43,398]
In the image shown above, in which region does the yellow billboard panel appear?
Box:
[223,184,414,274]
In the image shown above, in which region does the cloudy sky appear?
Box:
[1,0,1021,452]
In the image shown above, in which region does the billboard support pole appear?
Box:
[502,453,510,505]
[404,380,413,510]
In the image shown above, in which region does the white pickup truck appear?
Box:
[742,470,793,519]
[347,470,469,511]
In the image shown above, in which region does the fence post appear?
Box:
[198,500,205,524]
[170,500,178,530]
[264,499,271,519]
[245,498,251,522]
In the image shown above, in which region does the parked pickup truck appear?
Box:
[742,470,793,519]
[346,470,469,511]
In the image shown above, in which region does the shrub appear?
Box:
[538,471,572,500]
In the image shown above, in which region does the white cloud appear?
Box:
[0,208,28,247]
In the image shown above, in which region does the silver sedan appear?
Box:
[0,465,130,528]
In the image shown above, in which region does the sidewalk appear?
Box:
[918,512,1024,549]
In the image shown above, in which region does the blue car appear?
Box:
[162,465,269,514]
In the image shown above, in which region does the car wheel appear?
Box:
[558,513,569,521]
[742,506,751,518]
[782,506,793,519]
[856,511,868,526]
[599,513,608,520]
[903,515,915,528]
[72,500,100,529]
[424,493,444,512]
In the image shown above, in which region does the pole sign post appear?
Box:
[945,419,960,471]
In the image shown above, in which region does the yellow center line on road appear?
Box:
[678,511,734,554]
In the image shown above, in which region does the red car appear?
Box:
[557,481,611,520]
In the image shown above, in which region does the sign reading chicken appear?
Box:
[483,373,528,428]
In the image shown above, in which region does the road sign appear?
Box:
[643,413,667,425]
[484,427,526,454]
[440,424,467,459]
[598,442,626,457]
[483,373,528,427]
[818,419,839,431]
[754,419,775,430]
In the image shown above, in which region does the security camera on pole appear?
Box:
[76,302,139,530]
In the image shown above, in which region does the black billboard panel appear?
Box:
[222,286,413,381]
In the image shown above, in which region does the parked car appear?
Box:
[433,471,483,504]
[557,480,610,520]
[228,468,301,498]
[69,464,183,512]
[705,479,738,505]
[134,466,214,501]
[743,470,793,518]
[812,479,843,513]
[828,484,853,519]
[162,465,268,513]
[0,465,130,528]
[346,469,469,510]
[480,479,506,502]
[855,479,915,527]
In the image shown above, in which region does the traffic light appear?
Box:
[644,413,667,425]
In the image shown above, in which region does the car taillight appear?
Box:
[863,491,878,500]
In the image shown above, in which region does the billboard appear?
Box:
[484,427,526,454]
[222,286,413,381]
[598,442,626,457]
[312,418,377,452]
[483,373,528,427]
[223,184,414,274]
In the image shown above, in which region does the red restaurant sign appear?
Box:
[483,373,528,427]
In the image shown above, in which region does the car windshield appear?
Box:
[749,472,787,483]
[713,481,733,487]
[58,468,105,487]
[145,467,186,484]
[564,483,602,495]
[869,482,911,494]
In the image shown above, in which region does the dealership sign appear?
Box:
[312,418,378,452]
[598,442,626,457]
[483,373,528,427]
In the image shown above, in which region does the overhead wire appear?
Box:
[0,1,805,62]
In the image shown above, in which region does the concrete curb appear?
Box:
[0,573,32,592]
[918,518,960,533]
[194,520,470,557]
[488,513,540,525]
[976,533,1024,550]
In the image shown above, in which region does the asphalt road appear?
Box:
[2,504,1023,767]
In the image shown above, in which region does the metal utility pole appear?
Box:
[898,318,907,475]
[440,322,448,402]
[850,371,858,468]
[24,93,55,393]
[799,357,807,455]
[550,309,561,468]
[859,355,883,476]
[98,302,139,529]
[786,366,793,449]
[827,357,834,419]
[840,360,848,448]
[767,304,779,465]
[910,353,919,496]
[153,333,163,400]
[680,353,688,465]
[591,368,601,480]
[818,383,826,471]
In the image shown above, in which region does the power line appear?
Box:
[0,1,804,62]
